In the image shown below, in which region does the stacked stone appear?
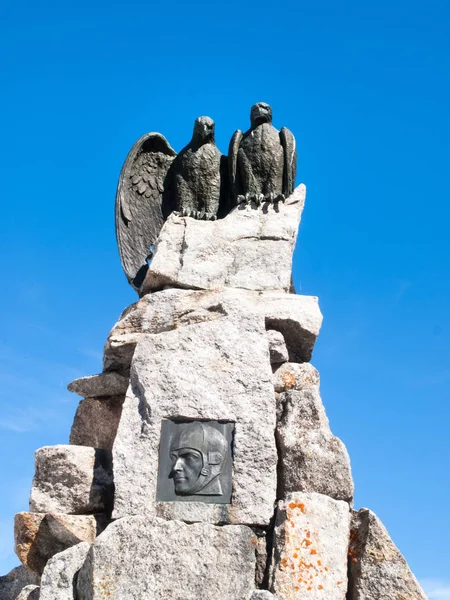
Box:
[3,185,427,599]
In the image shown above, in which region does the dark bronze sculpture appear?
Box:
[169,422,228,496]
[115,117,223,290]
[156,420,233,503]
[115,103,297,290]
[228,102,296,206]
[165,116,224,220]
[115,132,176,290]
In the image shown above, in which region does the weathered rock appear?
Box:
[269,492,350,599]
[273,362,320,393]
[16,584,40,600]
[141,184,306,294]
[103,287,322,374]
[252,528,269,588]
[0,566,40,600]
[40,541,90,600]
[77,515,256,600]
[67,372,128,397]
[113,315,277,525]
[14,512,97,575]
[251,592,279,600]
[29,446,113,515]
[103,333,142,375]
[348,508,427,600]
[69,395,124,451]
[267,330,288,364]
[276,386,354,504]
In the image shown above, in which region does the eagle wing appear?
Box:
[228,129,243,206]
[115,132,176,290]
[280,127,297,197]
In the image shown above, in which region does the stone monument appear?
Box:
[1,103,428,600]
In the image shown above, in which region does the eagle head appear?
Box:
[250,102,273,127]
[192,116,215,144]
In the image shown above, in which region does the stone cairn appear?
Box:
[1,186,427,599]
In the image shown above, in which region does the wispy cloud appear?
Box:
[421,579,450,599]
[78,346,103,362]
[393,279,415,302]
[409,368,450,388]
[0,402,71,433]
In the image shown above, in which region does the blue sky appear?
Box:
[1,0,449,594]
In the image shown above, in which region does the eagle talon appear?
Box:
[255,194,264,206]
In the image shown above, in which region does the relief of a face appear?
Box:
[170,447,203,494]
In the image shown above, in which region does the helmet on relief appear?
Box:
[170,421,228,495]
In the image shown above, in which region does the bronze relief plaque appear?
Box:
[156,419,234,504]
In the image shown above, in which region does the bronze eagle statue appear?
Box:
[228,102,296,206]
[115,104,297,291]
[115,117,223,290]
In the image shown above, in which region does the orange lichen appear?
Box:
[282,371,296,389]
[288,501,306,513]
[318,584,324,590]
[310,549,317,555]
[348,527,361,563]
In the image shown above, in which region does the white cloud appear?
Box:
[421,579,450,600]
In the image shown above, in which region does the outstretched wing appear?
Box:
[280,127,297,197]
[228,130,243,206]
[115,132,176,290]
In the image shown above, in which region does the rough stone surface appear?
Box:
[269,492,350,600]
[77,515,256,600]
[113,315,277,525]
[14,512,97,575]
[267,330,288,364]
[16,585,40,600]
[141,184,306,294]
[252,528,269,588]
[104,287,322,374]
[251,592,279,600]
[29,446,113,515]
[103,333,142,375]
[273,362,320,393]
[276,387,354,503]
[348,508,427,600]
[69,395,124,451]
[40,541,90,600]
[67,372,128,398]
[0,566,40,600]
